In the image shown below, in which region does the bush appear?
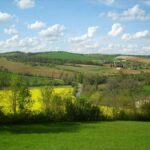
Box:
[140,102,150,120]
[117,109,137,121]
[65,97,101,121]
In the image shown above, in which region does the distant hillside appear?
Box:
[35,51,95,61]
[1,51,149,66]
[0,51,150,78]
[1,51,93,60]
[1,51,117,66]
[117,56,150,64]
[35,51,117,61]
[1,51,118,63]
[0,57,73,78]
[1,51,24,57]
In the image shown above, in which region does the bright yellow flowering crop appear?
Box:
[0,86,75,114]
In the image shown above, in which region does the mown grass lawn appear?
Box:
[0,121,150,150]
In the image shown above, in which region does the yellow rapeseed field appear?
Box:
[0,86,75,114]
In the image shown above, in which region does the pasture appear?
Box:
[35,51,96,61]
[144,85,150,96]
[1,54,150,78]
[0,57,118,76]
[117,56,150,64]
[56,64,118,75]
[0,58,73,78]
[0,121,150,150]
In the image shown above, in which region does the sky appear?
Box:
[0,0,150,55]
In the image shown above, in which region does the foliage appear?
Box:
[102,75,144,117]
[0,70,150,123]
[41,86,53,113]
[140,102,150,120]
[144,85,150,96]
[10,74,32,114]
[65,97,101,121]
[18,84,31,114]
[6,51,103,65]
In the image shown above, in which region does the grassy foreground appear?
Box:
[0,121,150,150]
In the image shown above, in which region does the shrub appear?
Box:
[65,97,101,121]
[100,106,113,120]
[140,102,150,120]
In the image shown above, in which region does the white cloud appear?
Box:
[0,35,20,50]
[87,26,99,38]
[0,34,149,55]
[121,33,132,40]
[70,42,99,53]
[69,26,99,52]
[39,24,65,40]
[0,24,66,53]
[99,43,150,55]
[18,37,41,47]
[0,35,50,53]
[4,25,19,35]
[28,21,46,30]
[15,0,35,9]
[108,23,123,36]
[133,30,150,38]
[69,26,99,43]
[0,12,12,22]
[122,30,150,40]
[142,46,150,51]
[101,5,150,21]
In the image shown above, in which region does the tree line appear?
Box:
[0,73,150,124]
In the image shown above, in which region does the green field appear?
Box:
[56,64,118,75]
[1,51,150,77]
[36,51,117,61]
[144,85,150,96]
[36,51,96,61]
[0,121,150,150]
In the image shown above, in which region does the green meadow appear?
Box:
[144,85,150,96]
[0,121,150,150]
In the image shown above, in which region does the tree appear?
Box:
[18,83,31,114]
[10,74,21,115]
[0,72,10,88]
[141,102,150,120]
[65,97,100,121]
[41,86,67,120]
[103,76,121,118]
[76,73,83,83]
[41,86,53,113]
[102,75,144,118]
[118,75,144,113]
[50,95,65,120]
[10,74,32,115]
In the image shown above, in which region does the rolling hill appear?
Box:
[0,51,149,78]
[117,56,150,64]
